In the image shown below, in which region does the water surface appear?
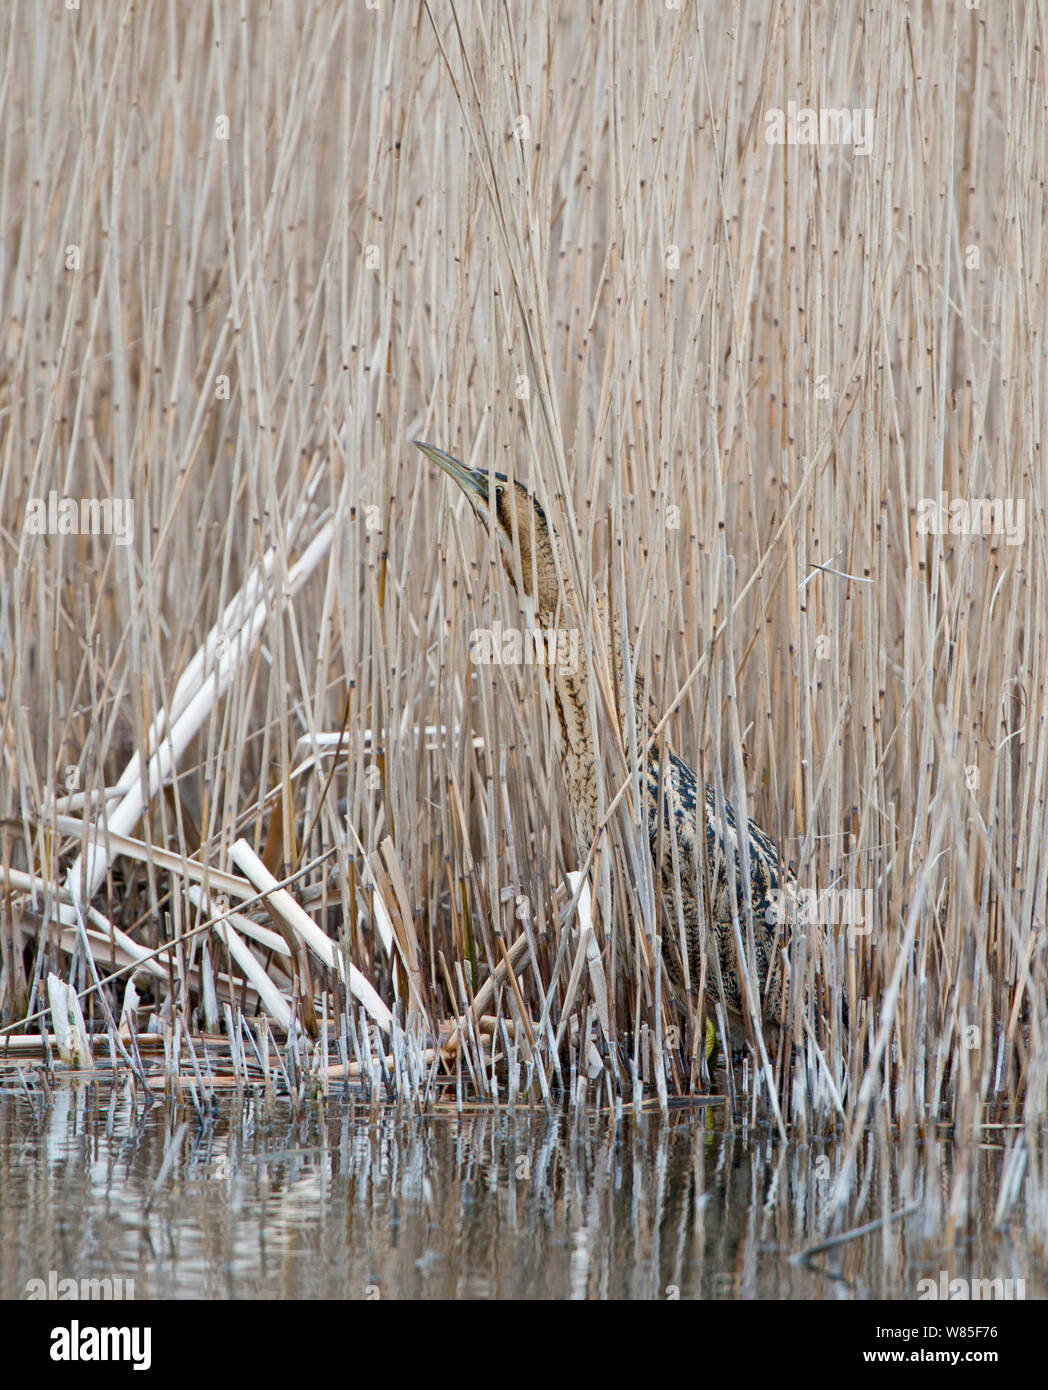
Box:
[0,1088,1042,1300]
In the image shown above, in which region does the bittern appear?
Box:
[418,441,793,1049]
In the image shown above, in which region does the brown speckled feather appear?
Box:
[421,443,795,1049]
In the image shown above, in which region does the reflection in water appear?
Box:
[0,1089,1043,1300]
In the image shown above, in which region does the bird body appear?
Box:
[419,441,792,1048]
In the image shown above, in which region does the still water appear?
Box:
[0,1088,1043,1300]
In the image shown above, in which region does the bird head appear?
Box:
[415,440,552,609]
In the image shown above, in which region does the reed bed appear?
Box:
[0,0,1045,1231]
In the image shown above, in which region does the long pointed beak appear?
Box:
[414,440,490,505]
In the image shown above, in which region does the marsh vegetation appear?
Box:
[0,0,1045,1263]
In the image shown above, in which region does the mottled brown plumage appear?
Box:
[418,441,793,1048]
